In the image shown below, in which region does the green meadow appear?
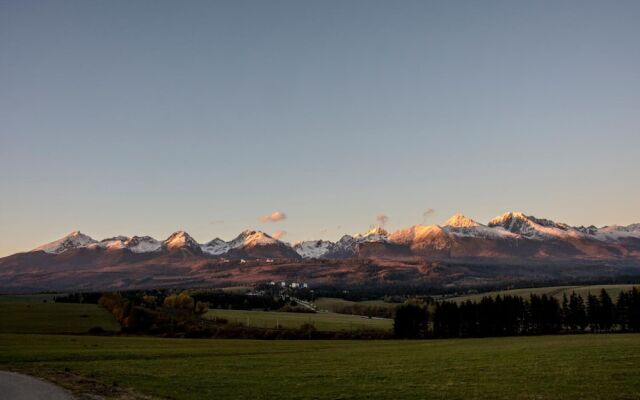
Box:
[0,295,119,334]
[2,292,640,399]
[1,333,640,400]
[204,308,392,332]
[313,297,397,311]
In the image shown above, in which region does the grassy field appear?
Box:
[313,297,398,312]
[0,295,120,334]
[0,293,59,303]
[447,284,640,303]
[1,333,639,399]
[204,308,392,332]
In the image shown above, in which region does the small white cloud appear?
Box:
[258,211,287,223]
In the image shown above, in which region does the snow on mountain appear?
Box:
[32,231,98,254]
[201,238,230,256]
[95,236,129,250]
[599,224,640,234]
[593,224,640,242]
[163,231,201,251]
[389,224,450,250]
[487,212,584,240]
[25,214,640,260]
[389,224,445,244]
[96,236,162,253]
[358,227,389,242]
[443,213,517,239]
[333,227,390,253]
[225,230,301,259]
[444,213,481,228]
[293,240,335,258]
[331,234,355,252]
[125,236,162,253]
[575,225,599,235]
[228,230,279,249]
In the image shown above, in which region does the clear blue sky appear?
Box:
[1,0,639,256]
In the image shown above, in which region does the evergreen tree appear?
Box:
[394,303,428,338]
[629,287,640,332]
[561,293,570,330]
[568,292,587,331]
[598,289,614,331]
[616,291,630,331]
[586,293,601,331]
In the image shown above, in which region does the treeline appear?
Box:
[394,288,640,339]
[312,275,640,301]
[97,291,389,339]
[99,292,210,336]
[190,290,285,311]
[54,292,102,304]
[55,289,170,305]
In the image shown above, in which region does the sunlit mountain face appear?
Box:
[1,211,638,293]
[19,211,640,260]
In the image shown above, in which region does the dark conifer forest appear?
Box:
[394,288,640,339]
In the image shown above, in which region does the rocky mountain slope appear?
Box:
[13,212,640,261]
[1,212,639,292]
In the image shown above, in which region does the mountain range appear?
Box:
[21,212,640,261]
[1,212,639,292]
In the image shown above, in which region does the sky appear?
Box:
[1,0,639,256]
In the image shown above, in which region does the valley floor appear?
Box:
[1,333,640,399]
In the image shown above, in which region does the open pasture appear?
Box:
[1,333,639,399]
[0,295,120,334]
[204,308,392,332]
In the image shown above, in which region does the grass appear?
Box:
[313,297,397,312]
[204,308,392,332]
[0,296,120,334]
[447,284,640,303]
[0,293,59,303]
[1,333,640,399]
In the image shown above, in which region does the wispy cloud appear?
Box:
[272,230,286,240]
[423,208,436,222]
[376,214,389,227]
[258,211,287,223]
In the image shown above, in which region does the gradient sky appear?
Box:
[1,0,639,256]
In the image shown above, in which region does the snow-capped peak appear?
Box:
[444,213,481,228]
[487,212,579,240]
[228,230,279,249]
[96,235,162,253]
[356,227,389,242]
[96,236,129,250]
[293,239,336,258]
[488,211,527,225]
[32,231,98,254]
[201,238,230,256]
[365,226,388,236]
[600,224,640,233]
[389,224,444,244]
[593,224,640,242]
[125,236,162,253]
[163,231,200,250]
